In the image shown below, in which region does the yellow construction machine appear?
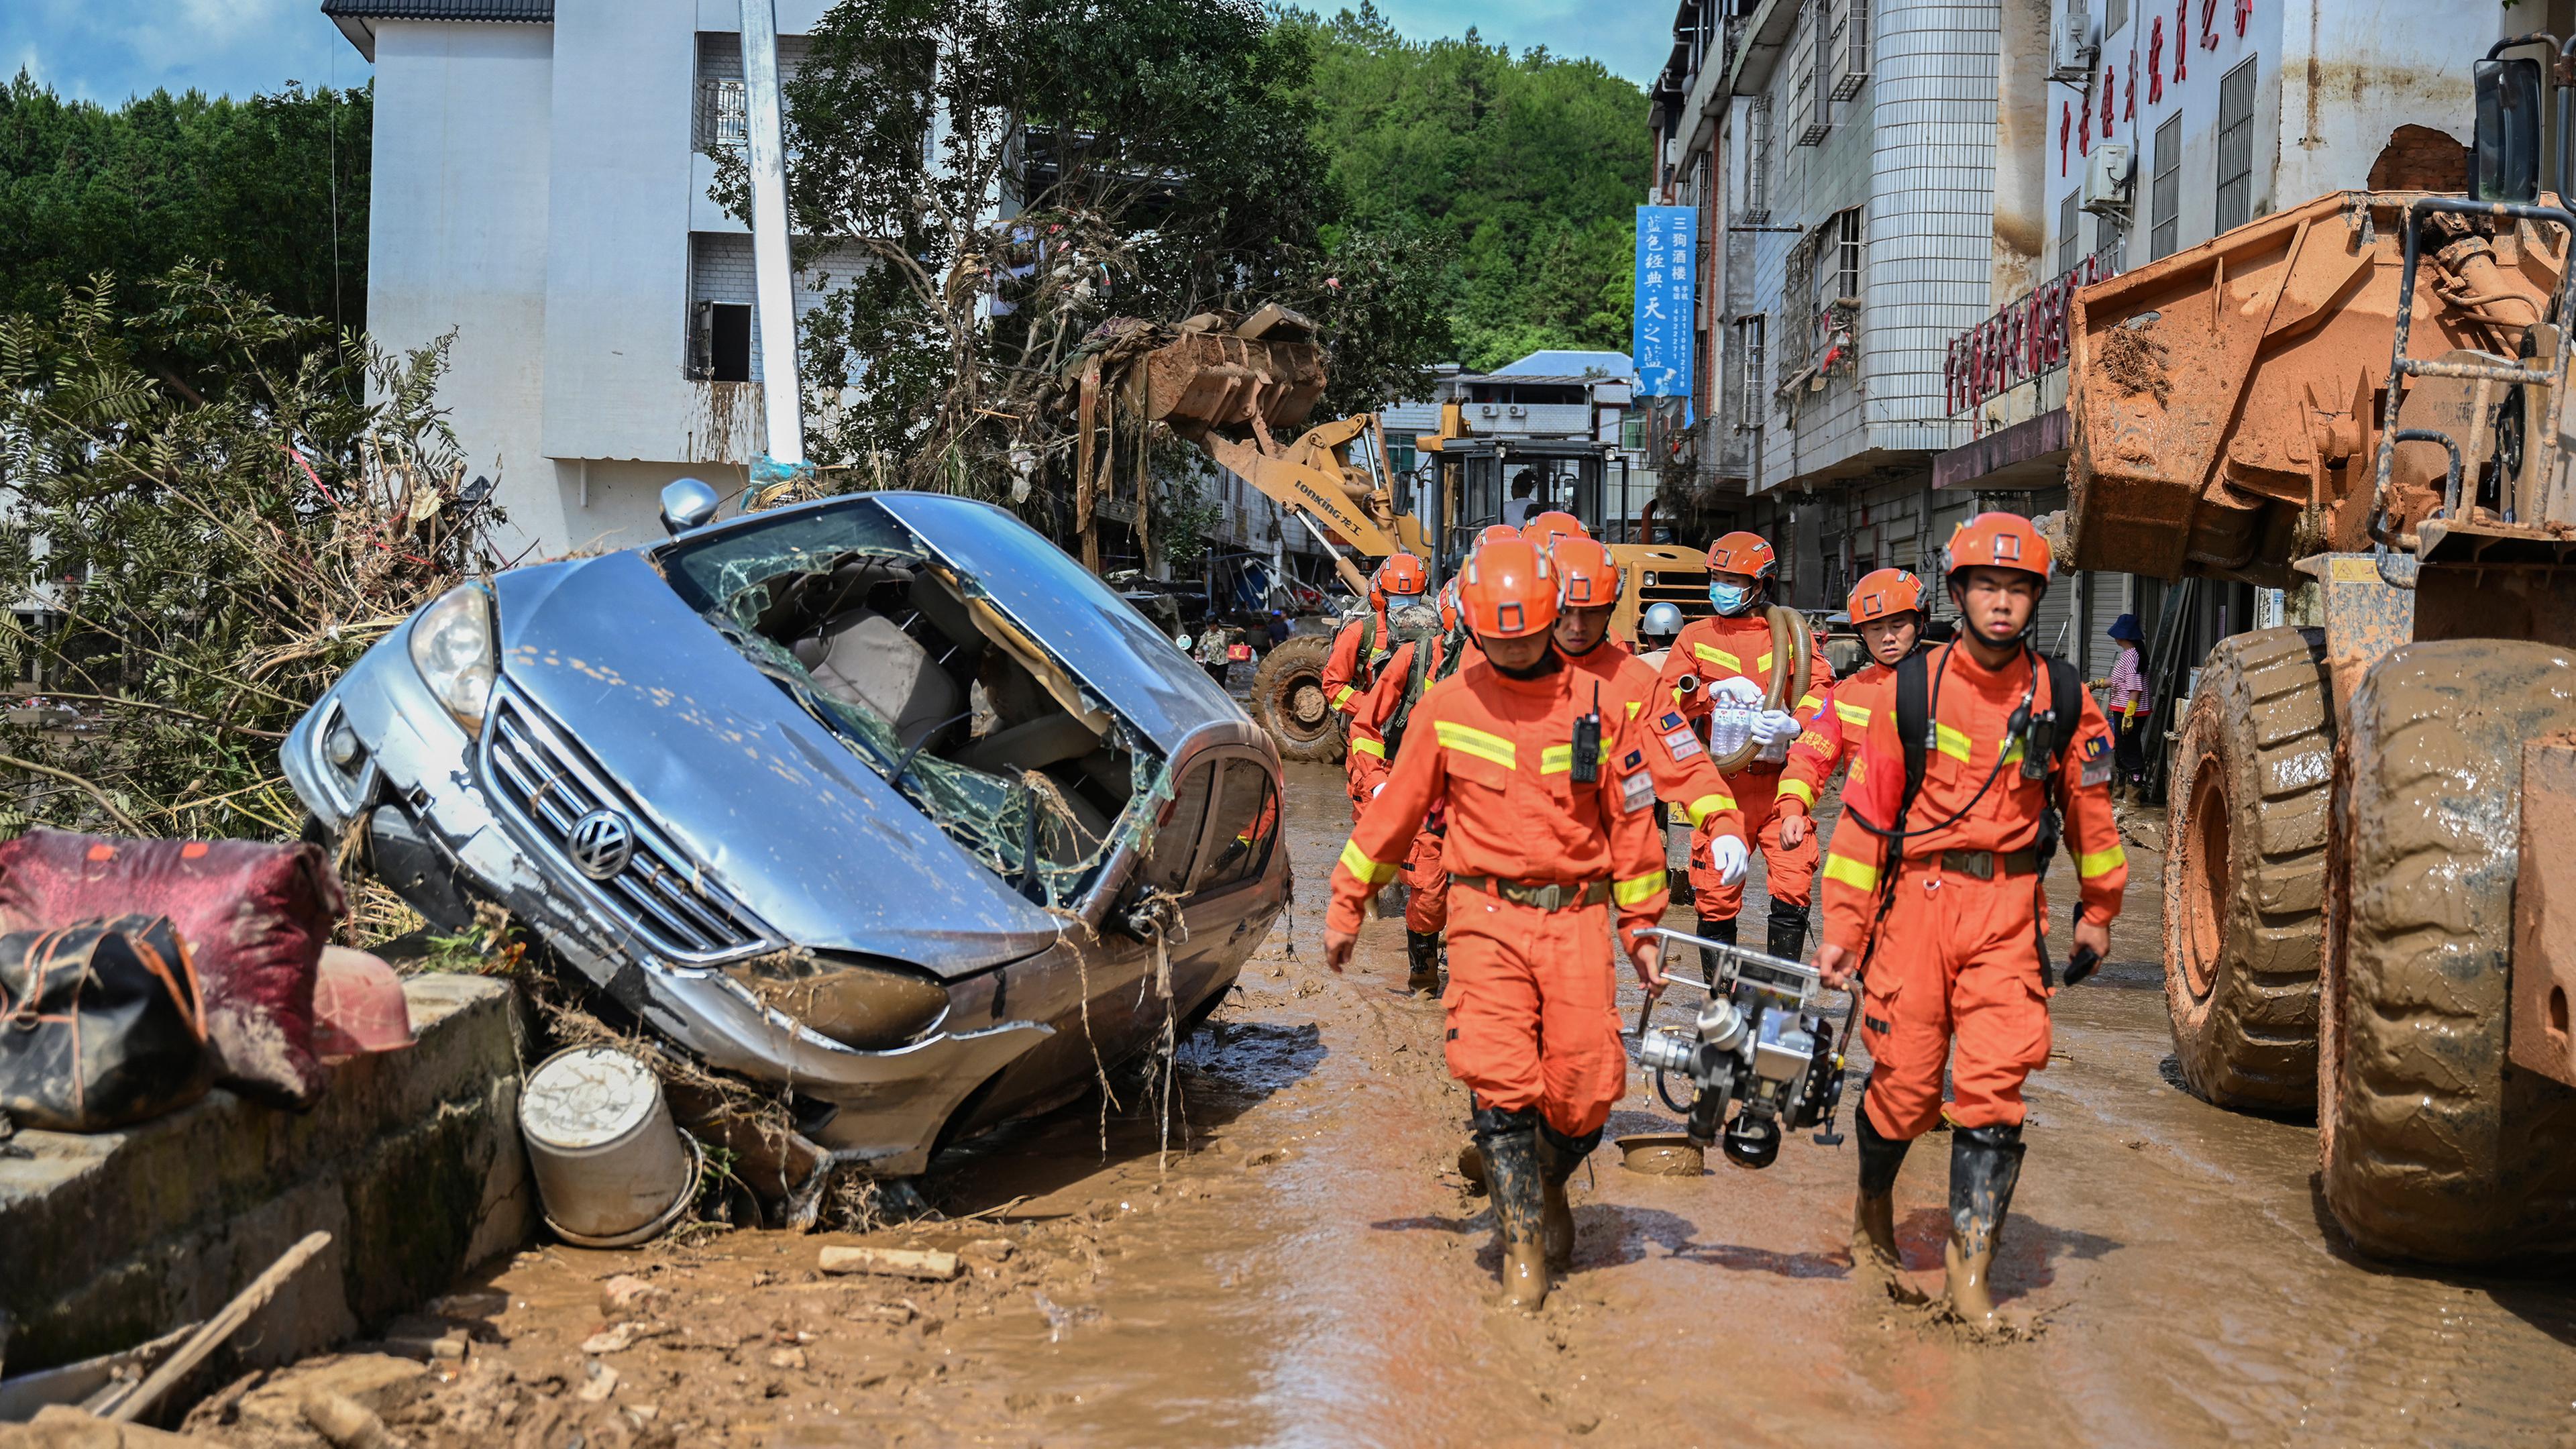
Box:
[1102,308,1707,761]
[2060,42,2576,1264]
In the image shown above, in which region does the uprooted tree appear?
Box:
[0,266,499,855]
[711,0,1452,556]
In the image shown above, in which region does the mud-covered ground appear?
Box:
[204,763,2575,1448]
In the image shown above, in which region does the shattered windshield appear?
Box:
[657,498,1169,909]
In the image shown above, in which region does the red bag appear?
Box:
[0,827,346,1108]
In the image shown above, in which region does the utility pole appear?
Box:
[740,0,804,466]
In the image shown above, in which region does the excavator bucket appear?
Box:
[1134,307,1328,440]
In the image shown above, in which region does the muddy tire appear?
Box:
[2161,627,2334,1112]
[2320,639,2576,1263]
[1250,634,1345,764]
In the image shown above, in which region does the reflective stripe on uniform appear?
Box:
[1935,722,1973,763]
[1796,692,1823,712]
[1684,792,1737,826]
[1758,653,1774,672]
[1625,700,1644,718]
[1540,740,1616,774]
[1835,700,1871,727]
[1823,852,1880,892]
[1331,685,1358,710]
[1693,642,1740,671]
[1613,871,1668,906]
[1350,737,1385,758]
[1779,778,1817,807]
[2078,843,2128,879]
[1339,839,1399,883]
[1434,720,1517,769]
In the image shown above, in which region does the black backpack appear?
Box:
[1866,643,2086,983]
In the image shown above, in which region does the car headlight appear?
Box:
[409,584,498,731]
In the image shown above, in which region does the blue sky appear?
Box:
[3,1,1670,107]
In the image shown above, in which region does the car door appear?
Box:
[1170,752,1283,1012]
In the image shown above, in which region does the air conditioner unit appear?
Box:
[1480,404,1499,417]
[2082,142,2132,216]
[1508,405,1527,417]
[2047,3,2095,82]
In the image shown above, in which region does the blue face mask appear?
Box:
[1709,581,1757,616]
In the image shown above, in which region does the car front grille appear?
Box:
[481,692,771,963]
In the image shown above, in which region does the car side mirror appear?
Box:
[660,477,721,535]
[2474,56,2543,204]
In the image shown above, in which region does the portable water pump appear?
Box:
[1630,926,1845,1169]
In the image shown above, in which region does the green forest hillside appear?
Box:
[1287,5,1650,371]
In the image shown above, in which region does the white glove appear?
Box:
[1753,709,1799,763]
[1708,676,1764,707]
[1709,833,1750,887]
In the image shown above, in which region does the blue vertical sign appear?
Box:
[1631,205,1697,400]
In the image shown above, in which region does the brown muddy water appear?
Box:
[212,764,2575,1449]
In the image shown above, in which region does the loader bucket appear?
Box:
[1136,317,1327,440]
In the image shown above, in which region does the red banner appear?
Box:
[1944,252,2118,416]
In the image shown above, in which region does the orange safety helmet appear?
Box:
[1458,538,1560,639]
[1476,523,1523,549]
[1944,513,2053,584]
[1707,531,1778,580]
[1520,510,1587,547]
[1847,567,1925,623]
[1438,578,1462,633]
[1550,536,1623,608]
[1377,551,1428,597]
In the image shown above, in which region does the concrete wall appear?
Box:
[364,20,555,561]
[0,977,530,1376]
[2040,0,2491,280]
[1864,0,1998,455]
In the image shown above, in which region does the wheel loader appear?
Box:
[1115,311,1707,763]
[2061,42,2576,1263]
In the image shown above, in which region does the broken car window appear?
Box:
[651,498,1175,910]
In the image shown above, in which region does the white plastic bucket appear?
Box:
[519,1045,702,1248]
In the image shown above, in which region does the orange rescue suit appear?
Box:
[1778,657,1899,816]
[1820,644,2128,1140]
[1560,637,1746,846]
[1346,636,1455,936]
[1321,609,1392,716]
[1328,655,1671,1140]
[1650,612,1834,914]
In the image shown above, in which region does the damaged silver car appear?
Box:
[285,484,1287,1183]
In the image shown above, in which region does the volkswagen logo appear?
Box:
[566,808,636,881]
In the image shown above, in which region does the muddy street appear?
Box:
[226,763,2576,1449]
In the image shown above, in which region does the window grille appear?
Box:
[2214,57,2258,233]
[1745,99,1773,223]
[2151,111,2182,258]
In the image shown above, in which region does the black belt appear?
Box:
[1934,849,2040,880]
[1450,875,1609,910]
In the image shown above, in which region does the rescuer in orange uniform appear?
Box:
[1324,539,1671,1311]
[1776,568,1929,851]
[1521,509,1586,548]
[1813,514,2126,1328]
[1650,532,1833,970]
[1346,601,1458,996]
[1548,536,1750,884]
[1320,553,1427,720]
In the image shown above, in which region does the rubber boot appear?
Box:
[1695,915,1737,986]
[1944,1122,2027,1328]
[1405,930,1443,997]
[1534,1120,1601,1272]
[1474,1105,1550,1310]
[1766,897,1810,964]
[1851,1093,1928,1304]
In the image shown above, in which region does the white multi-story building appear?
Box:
[1646,0,2004,617]
[326,0,858,557]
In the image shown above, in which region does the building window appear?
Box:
[2151,111,2182,259]
[2214,57,2258,234]
[2106,0,2128,35]
[2059,191,2080,274]
[1832,208,1862,301]
[696,303,751,382]
[1735,315,1767,429]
